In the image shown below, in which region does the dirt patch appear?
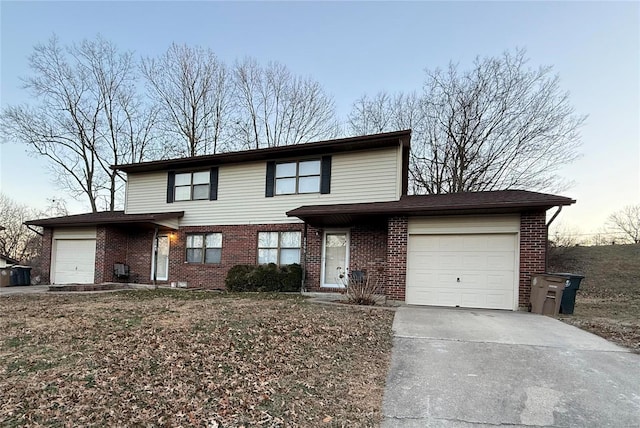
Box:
[0,290,394,426]
[550,244,640,352]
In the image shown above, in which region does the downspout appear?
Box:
[545,206,563,271]
[152,226,159,289]
[301,222,308,293]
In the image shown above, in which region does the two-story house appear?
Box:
[27,130,575,310]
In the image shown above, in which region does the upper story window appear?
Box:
[186,233,222,264]
[265,156,330,198]
[258,231,301,265]
[174,171,210,201]
[167,168,218,203]
[275,160,321,195]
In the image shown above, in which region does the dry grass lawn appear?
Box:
[549,243,640,352]
[0,290,394,427]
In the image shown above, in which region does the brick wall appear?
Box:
[125,229,155,282]
[303,222,388,293]
[94,226,129,283]
[386,216,408,301]
[164,224,305,289]
[519,211,548,307]
[40,228,53,284]
[303,225,322,291]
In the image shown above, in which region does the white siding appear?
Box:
[53,228,97,239]
[408,215,520,235]
[126,147,401,226]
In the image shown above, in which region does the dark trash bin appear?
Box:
[9,268,21,285]
[550,273,585,315]
[9,266,32,286]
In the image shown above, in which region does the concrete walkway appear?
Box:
[0,284,49,296]
[382,306,640,427]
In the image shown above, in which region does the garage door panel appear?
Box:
[53,239,96,284]
[409,288,459,307]
[438,254,461,269]
[486,253,513,270]
[461,254,486,270]
[407,233,517,310]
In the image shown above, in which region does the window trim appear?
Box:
[257,231,302,266]
[185,232,223,264]
[274,159,321,195]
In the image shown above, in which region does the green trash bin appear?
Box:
[550,273,585,315]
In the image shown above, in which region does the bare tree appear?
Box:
[348,49,585,194]
[141,43,233,157]
[607,205,640,244]
[0,194,44,263]
[1,35,157,212]
[233,59,339,149]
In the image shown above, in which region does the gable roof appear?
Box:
[25,211,184,228]
[113,130,411,173]
[287,190,576,226]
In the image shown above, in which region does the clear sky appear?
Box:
[1,1,638,235]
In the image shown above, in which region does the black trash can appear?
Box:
[550,273,585,315]
[19,267,32,285]
[9,266,32,286]
[9,268,21,286]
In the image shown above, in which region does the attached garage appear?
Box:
[406,216,520,310]
[51,228,97,284]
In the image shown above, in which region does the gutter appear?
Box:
[25,224,44,237]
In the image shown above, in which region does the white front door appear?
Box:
[321,230,350,287]
[151,235,170,281]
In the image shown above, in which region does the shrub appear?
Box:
[249,263,281,291]
[280,264,303,292]
[337,267,383,305]
[225,263,303,292]
[225,265,255,292]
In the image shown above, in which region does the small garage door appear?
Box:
[406,233,517,310]
[53,239,96,284]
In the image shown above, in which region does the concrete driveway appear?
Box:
[382,307,640,427]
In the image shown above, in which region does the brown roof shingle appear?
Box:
[113,130,411,173]
[25,211,184,228]
[287,190,575,226]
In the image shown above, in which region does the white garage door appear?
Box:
[406,234,517,310]
[53,239,96,284]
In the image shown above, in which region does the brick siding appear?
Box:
[94,226,129,283]
[386,216,408,301]
[40,228,53,284]
[303,221,388,293]
[38,211,549,309]
[519,211,548,307]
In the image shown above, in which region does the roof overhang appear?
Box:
[24,211,184,230]
[287,191,576,227]
[113,130,411,173]
[0,254,20,265]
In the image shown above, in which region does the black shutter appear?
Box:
[209,167,219,201]
[320,156,331,194]
[265,161,276,197]
[166,171,175,203]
